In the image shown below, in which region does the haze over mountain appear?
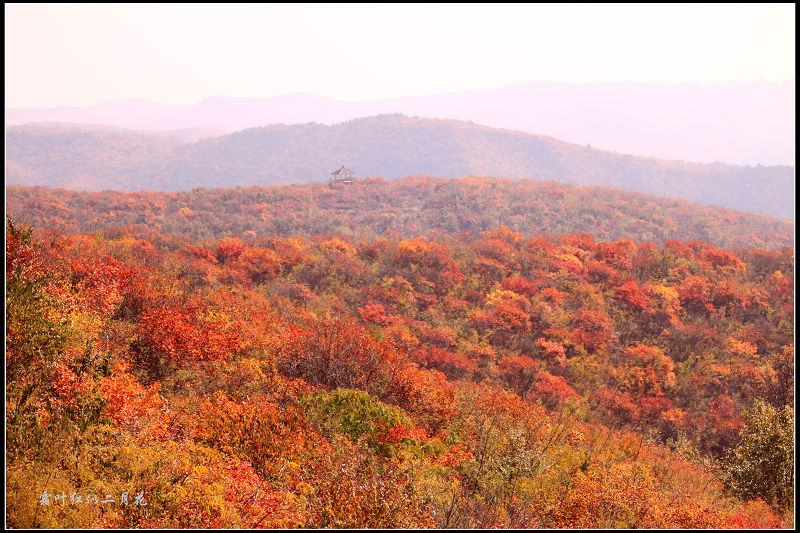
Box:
[6,115,794,221]
[18,121,227,142]
[6,81,794,166]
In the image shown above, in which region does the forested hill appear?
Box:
[6,115,795,220]
[6,176,793,251]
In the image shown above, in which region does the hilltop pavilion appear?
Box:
[330,165,356,185]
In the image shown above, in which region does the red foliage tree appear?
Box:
[216,237,246,264]
[571,309,614,353]
[615,279,652,311]
[498,354,540,396]
[531,371,577,409]
[277,317,403,397]
[137,298,240,373]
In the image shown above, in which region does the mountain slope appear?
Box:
[6,176,794,251]
[6,115,795,219]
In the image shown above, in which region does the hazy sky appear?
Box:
[5,3,795,108]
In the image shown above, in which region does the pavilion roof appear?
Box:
[331,165,354,175]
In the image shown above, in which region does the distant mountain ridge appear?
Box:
[5,115,795,220]
[7,81,794,166]
[25,121,227,142]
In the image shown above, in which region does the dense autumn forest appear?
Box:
[6,176,794,527]
[5,177,794,251]
[6,115,795,219]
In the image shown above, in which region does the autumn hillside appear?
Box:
[6,115,795,219]
[6,211,794,528]
[6,176,795,252]
[4,125,795,531]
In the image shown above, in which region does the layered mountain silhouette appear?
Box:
[7,82,794,166]
[6,115,794,220]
